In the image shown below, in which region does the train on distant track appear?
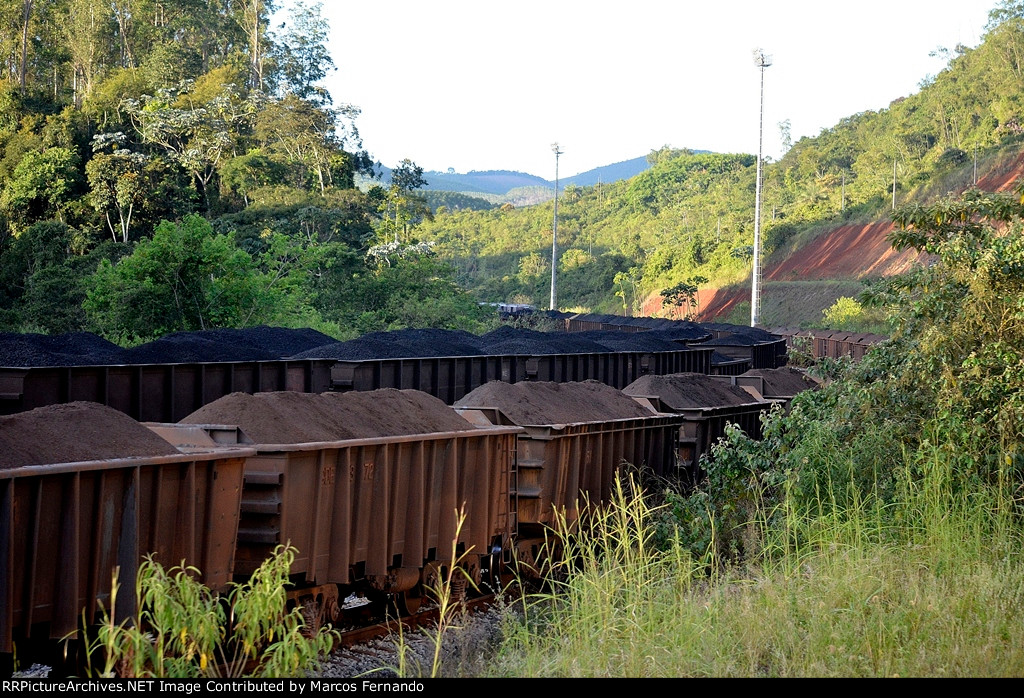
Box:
[0,316,880,675]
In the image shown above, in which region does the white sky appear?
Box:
[320,1,996,178]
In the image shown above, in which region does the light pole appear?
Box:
[751,48,772,328]
[550,142,563,311]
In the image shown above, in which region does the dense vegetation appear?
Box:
[415,2,1024,321]
[0,0,492,342]
[4,2,1024,341]
[470,184,1024,679]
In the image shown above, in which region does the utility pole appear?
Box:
[550,143,563,311]
[751,48,772,328]
[892,159,897,210]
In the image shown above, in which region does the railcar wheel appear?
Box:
[395,587,426,616]
[289,584,341,634]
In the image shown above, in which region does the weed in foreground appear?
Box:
[487,451,1024,677]
[79,544,337,678]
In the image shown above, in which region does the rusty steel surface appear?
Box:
[455,409,684,530]
[0,360,335,420]
[0,449,251,652]
[328,349,717,405]
[184,427,525,596]
[769,328,886,361]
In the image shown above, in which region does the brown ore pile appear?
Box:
[454,380,654,425]
[622,373,761,410]
[0,402,180,469]
[741,366,821,396]
[179,389,475,443]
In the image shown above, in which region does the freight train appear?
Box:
[0,318,856,675]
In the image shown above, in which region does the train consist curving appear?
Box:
[0,316,867,673]
[768,326,887,361]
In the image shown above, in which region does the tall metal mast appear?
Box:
[751,48,772,327]
[550,142,563,311]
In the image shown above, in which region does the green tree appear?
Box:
[124,68,255,209]
[253,94,359,194]
[86,133,151,242]
[270,0,333,104]
[320,245,489,333]
[1,146,82,229]
[84,214,286,342]
[219,150,289,206]
[239,0,277,90]
[375,159,430,243]
[660,274,708,320]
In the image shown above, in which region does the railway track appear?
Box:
[334,592,500,649]
[0,319,859,677]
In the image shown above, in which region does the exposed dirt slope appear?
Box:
[766,221,925,281]
[693,149,1024,322]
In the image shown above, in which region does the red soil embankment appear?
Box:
[766,221,928,281]
[663,149,1024,321]
[697,286,748,321]
[694,221,927,321]
[975,149,1024,192]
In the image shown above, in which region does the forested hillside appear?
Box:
[0,0,492,343]
[4,2,1024,344]
[417,2,1024,327]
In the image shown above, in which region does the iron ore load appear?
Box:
[0,318,790,421]
[0,403,253,658]
[453,380,686,571]
[623,373,771,476]
[162,389,520,621]
[0,316,853,674]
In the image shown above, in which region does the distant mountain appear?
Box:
[362,155,667,194]
[359,151,708,205]
[360,166,547,194]
[561,156,653,187]
[420,170,551,194]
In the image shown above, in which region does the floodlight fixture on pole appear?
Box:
[550,142,563,311]
[751,48,772,328]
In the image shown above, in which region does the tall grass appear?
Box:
[488,447,1024,677]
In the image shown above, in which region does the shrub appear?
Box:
[82,545,337,678]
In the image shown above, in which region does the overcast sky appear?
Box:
[319,1,997,178]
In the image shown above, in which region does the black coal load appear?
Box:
[701,333,778,347]
[649,324,713,343]
[224,326,338,356]
[572,330,682,353]
[0,331,128,367]
[478,326,609,355]
[544,310,574,322]
[291,328,485,360]
[290,335,412,360]
[699,323,781,343]
[123,334,275,363]
[375,328,485,356]
[629,317,681,330]
[121,326,339,364]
